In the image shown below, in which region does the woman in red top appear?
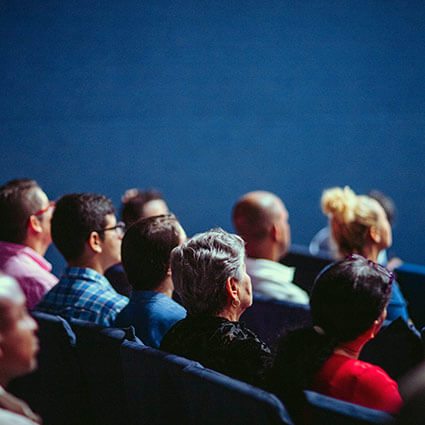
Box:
[268,254,402,418]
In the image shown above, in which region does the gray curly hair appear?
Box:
[170,228,245,316]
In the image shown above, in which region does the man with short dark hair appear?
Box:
[0,179,58,310]
[232,191,308,304]
[0,274,41,424]
[35,193,128,326]
[114,214,186,347]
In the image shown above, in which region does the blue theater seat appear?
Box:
[394,262,425,329]
[303,391,393,425]
[70,319,139,425]
[280,244,332,294]
[120,340,293,425]
[9,312,90,425]
[241,295,311,346]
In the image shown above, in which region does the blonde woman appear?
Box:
[321,186,409,323]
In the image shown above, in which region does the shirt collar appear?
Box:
[0,241,52,272]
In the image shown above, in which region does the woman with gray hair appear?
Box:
[160,228,272,387]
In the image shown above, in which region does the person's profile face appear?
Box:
[0,292,39,380]
[377,206,392,250]
[237,262,253,311]
[99,214,123,270]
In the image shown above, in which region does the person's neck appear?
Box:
[218,305,241,322]
[334,336,369,360]
[23,238,48,257]
[154,277,174,298]
[67,257,105,275]
[360,245,380,263]
[246,244,281,262]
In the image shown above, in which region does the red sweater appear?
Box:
[311,353,402,413]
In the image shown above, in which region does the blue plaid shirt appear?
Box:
[35,267,129,326]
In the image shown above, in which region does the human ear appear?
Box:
[369,226,381,244]
[88,231,102,254]
[28,215,42,234]
[225,276,239,303]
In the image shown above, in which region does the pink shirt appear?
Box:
[0,241,58,310]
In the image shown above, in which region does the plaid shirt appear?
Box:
[35,267,129,326]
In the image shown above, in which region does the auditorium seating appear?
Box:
[121,339,293,425]
[280,244,332,293]
[9,312,91,425]
[394,262,425,329]
[303,391,393,425]
[241,295,311,346]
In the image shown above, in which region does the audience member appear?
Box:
[105,188,169,297]
[160,228,272,388]
[232,191,309,304]
[321,186,409,323]
[310,189,401,269]
[114,214,187,347]
[0,273,41,424]
[35,193,128,326]
[0,179,58,310]
[268,254,402,417]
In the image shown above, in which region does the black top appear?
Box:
[160,315,272,387]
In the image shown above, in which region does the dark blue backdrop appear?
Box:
[1,0,424,274]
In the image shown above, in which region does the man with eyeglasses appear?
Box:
[0,179,58,310]
[35,193,128,326]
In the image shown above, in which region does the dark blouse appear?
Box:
[160,315,272,387]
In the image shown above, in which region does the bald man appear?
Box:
[232,191,309,304]
[0,274,41,424]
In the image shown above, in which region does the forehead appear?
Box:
[143,199,168,218]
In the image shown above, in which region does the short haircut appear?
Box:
[232,191,283,241]
[121,189,164,228]
[311,254,393,341]
[171,228,245,316]
[0,179,44,244]
[321,186,386,257]
[51,193,115,261]
[121,214,182,291]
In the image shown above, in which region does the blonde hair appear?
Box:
[321,186,384,257]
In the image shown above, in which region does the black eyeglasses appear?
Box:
[98,221,126,237]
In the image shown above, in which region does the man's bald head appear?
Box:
[232,191,290,260]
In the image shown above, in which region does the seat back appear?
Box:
[280,244,332,293]
[9,312,89,425]
[241,295,311,346]
[360,317,424,381]
[395,262,425,328]
[121,340,293,425]
[303,391,393,425]
[70,319,138,425]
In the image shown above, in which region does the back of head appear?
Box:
[121,214,183,291]
[171,228,245,316]
[321,186,384,257]
[311,254,392,342]
[0,178,44,244]
[269,255,393,410]
[121,189,167,228]
[51,193,115,262]
[232,191,289,258]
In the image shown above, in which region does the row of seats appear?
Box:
[281,245,425,329]
[9,312,394,425]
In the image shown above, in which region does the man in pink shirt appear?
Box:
[0,179,58,310]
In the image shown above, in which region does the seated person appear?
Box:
[160,228,272,388]
[114,214,187,348]
[0,179,58,310]
[268,254,402,415]
[232,191,308,304]
[35,193,128,326]
[105,188,169,297]
[321,186,409,323]
[0,273,41,424]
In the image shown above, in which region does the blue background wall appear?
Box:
[1,0,424,274]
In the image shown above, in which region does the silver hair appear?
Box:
[170,228,245,316]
